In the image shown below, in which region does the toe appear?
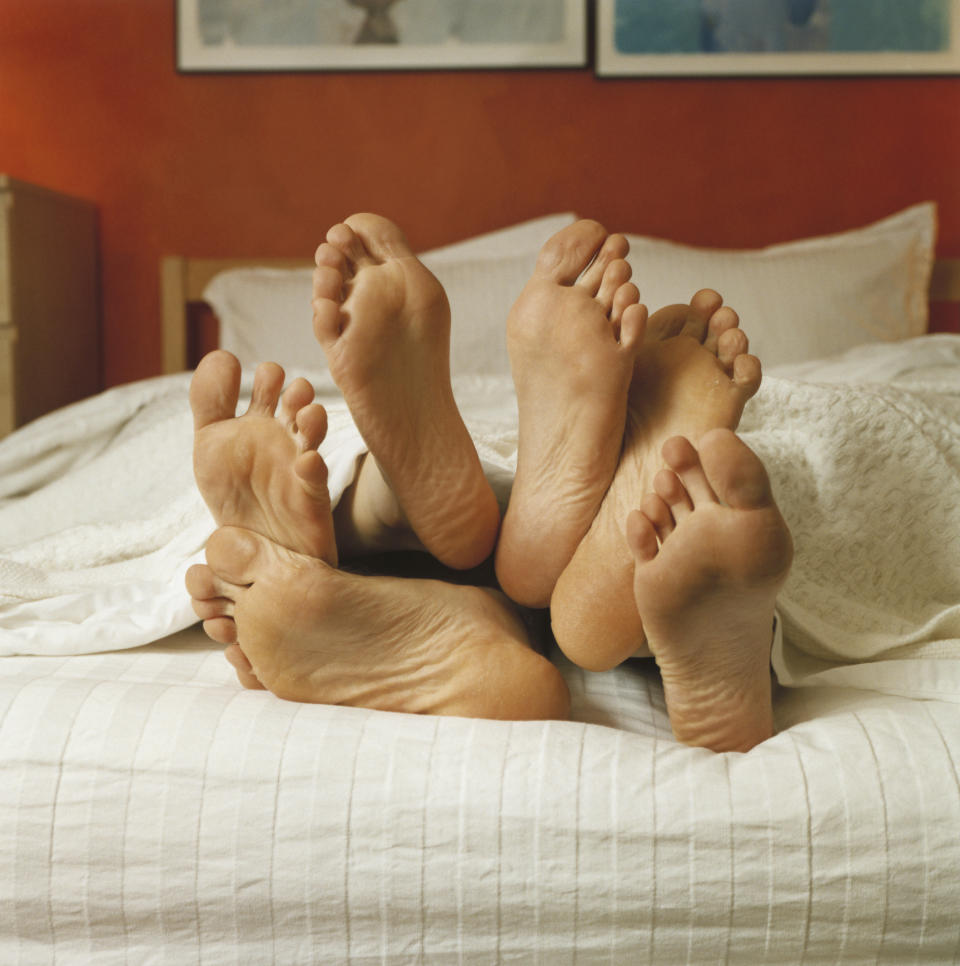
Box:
[690,288,723,322]
[326,221,371,266]
[626,509,659,563]
[534,219,608,285]
[654,466,694,522]
[192,596,235,621]
[733,353,762,399]
[225,644,267,690]
[279,378,315,428]
[343,213,414,261]
[248,362,285,417]
[314,242,347,273]
[717,326,748,372]
[661,436,718,508]
[190,350,241,431]
[294,401,328,450]
[611,281,640,326]
[704,305,740,355]
[313,298,344,346]
[641,492,674,541]
[698,429,773,510]
[295,450,331,502]
[618,302,648,352]
[595,258,632,312]
[185,562,227,600]
[578,233,629,295]
[313,264,344,303]
[205,526,266,585]
[203,617,237,645]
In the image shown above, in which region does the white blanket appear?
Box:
[1,338,959,705]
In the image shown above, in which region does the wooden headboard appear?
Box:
[160,254,960,375]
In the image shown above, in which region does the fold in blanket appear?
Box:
[1,339,959,704]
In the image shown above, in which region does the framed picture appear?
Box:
[177,0,587,72]
[596,0,960,76]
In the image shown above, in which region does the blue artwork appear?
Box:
[614,0,952,54]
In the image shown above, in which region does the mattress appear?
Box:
[2,335,960,963]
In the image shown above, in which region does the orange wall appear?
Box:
[1,0,959,387]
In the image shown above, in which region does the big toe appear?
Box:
[535,219,609,285]
[698,429,773,510]
[190,350,241,430]
[343,212,414,260]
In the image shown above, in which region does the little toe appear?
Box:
[578,233,629,294]
[595,258,632,312]
[190,350,241,430]
[626,509,660,563]
[203,617,237,645]
[248,362,285,417]
[661,436,718,508]
[279,378,315,428]
[535,219,609,285]
[698,428,773,510]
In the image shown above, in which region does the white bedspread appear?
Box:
[2,336,960,963]
[1,628,958,964]
[2,336,959,704]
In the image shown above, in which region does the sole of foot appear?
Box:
[494,219,648,608]
[550,328,762,671]
[190,526,571,720]
[627,429,793,752]
[312,213,500,571]
[190,349,337,564]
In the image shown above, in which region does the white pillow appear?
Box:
[203,204,935,378]
[625,202,936,370]
[202,213,576,377]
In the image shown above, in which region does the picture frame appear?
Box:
[595,0,960,77]
[177,0,588,72]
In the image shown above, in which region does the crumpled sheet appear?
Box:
[1,338,959,705]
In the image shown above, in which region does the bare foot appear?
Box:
[187,526,571,720]
[494,220,647,607]
[191,350,337,564]
[626,430,793,752]
[312,213,500,570]
[550,328,762,671]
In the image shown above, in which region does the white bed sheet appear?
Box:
[1,628,958,964]
[2,337,960,962]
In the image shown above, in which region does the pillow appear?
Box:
[203,204,936,378]
[625,202,936,370]
[202,213,576,377]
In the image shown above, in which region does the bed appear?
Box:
[2,205,960,964]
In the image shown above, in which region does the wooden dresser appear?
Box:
[0,175,100,437]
